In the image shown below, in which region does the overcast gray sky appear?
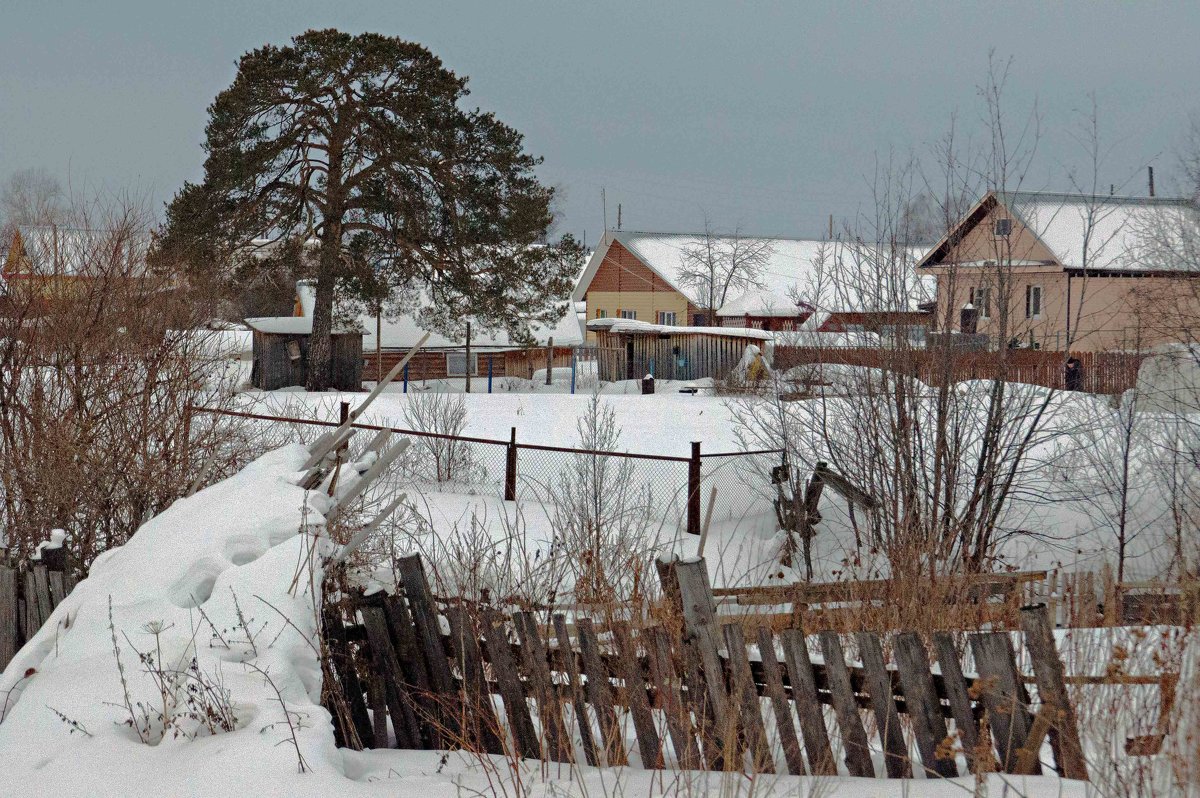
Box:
[1,1,1197,242]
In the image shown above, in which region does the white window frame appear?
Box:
[993,218,1013,237]
[656,310,677,326]
[618,309,637,320]
[971,286,991,319]
[445,351,479,377]
[1025,285,1043,320]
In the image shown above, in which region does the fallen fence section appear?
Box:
[325,553,1104,781]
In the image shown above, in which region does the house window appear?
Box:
[1025,285,1043,319]
[446,351,479,376]
[656,310,677,326]
[595,308,607,319]
[970,286,991,319]
[618,309,637,320]
[994,218,1013,237]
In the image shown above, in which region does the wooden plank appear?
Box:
[31,566,52,630]
[1019,605,1088,780]
[855,632,911,778]
[396,555,461,741]
[0,567,16,671]
[322,605,373,750]
[672,559,735,764]
[361,605,422,748]
[481,612,541,759]
[553,614,600,766]
[23,576,39,639]
[576,617,628,766]
[47,571,66,609]
[445,607,504,755]
[969,632,1040,774]
[932,632,981,772]
[513,611,571,763]
[381,595,440,747]
[611,620,663,768]
[755,627,806,775]
[723,623,774,772]
[893,632,957,778]
[645,625,702,770]
[369,675,389,748]
[817,632,874,778]
[780,629,836,776]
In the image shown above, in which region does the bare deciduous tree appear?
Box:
[677,217,773,322]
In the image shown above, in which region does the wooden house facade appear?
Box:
[588,318,771,381]
[246,317,364,391]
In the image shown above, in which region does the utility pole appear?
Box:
[617,203,622,231]
[828,214,833,239]
[602,188,608,231]
[1148,166,1156,197]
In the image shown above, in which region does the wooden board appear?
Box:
[553,614,600,766]
[818,632,874,778]
[481,612,540,759]
[756,627,806,775]
[856,632,911,778]
[576,616,627,766]
[611,620,663,768]
[780,628,836,776]
[1019,605,1088,780]
[723,623,774,773]
[893,632,957,778]
[969,632,1039,774]
[932,632,982,772]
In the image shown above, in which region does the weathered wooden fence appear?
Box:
[0,547,74,672]
[325,554,1100,781]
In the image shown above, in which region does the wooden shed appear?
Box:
[587,318,772,381]
[246,316,365,391]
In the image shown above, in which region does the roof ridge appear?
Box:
[613,230,837,243]
[999,189,1195,206]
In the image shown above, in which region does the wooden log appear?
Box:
[779,629,836,776]
[553,614,600,766]
[611,620,663,768]
[723,623,774,773]
[514,611,571,763]
[893,632,957,778]
[969,632,1039,774]
[445,607,504,755]
[481,612,541,759]
[576,617,627,766]
[932,632,981,772]
[756,627,806,775]
[645,625,702,770]
[1019,605,1088,781]
[818,632,874,777]
[0,567,16,670]
[361,605,422,748]
[396,556,461,741]
[856,632,911,778]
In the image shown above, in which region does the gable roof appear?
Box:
[575,230,932,314]
[916,190,1200,274]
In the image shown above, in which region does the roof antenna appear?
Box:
[828,214,833,239]
[1110,184,1115,196]
[1148,166,1155,197]
[602,187,608,231]
[617,203,622,231]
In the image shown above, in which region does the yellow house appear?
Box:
[916,191,1200,352]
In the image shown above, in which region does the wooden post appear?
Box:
[671,558,733,765]
[375,303,382,383]
[0,566,16,671]
[545,336,554,385]
[1019,605,1088,780]
[465,321,472,393]
[687,442,702,535]
[504,426,518,501]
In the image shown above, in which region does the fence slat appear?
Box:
[482,612,541,759]
[0,567,16,671]
[576,617,628,766]
[818,631,874,777]
[381,595,440,747]
[446,607,504,755]
[970,632,1040,774]
[756,627,807,775]
[612,620,663,768]
[361,605,422,749]
[1019,605,1088,781]
[932,632,982,772]
[553,614,600,766]
[645,625,702,770]
[322,605,373,749]
[893,632,957,778]
[856,632,911,778]
[672,559,736,766]
[396,556,462,742]
[780,629,836,776]
[514,611,571,763]
[723,623,774,772]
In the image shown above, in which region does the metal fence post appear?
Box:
[505,426,518,501]
[403,363,409,393]
[687,441,702,535]
[488,355,494,393]
[570,352,576,394]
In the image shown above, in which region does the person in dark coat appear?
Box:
[1064,356,1083,391]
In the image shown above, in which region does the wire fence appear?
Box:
[194,406,782,530]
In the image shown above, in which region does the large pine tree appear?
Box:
[161,29,580,389]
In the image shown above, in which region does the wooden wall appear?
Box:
[593,330,762,381]
[252,331,363,390]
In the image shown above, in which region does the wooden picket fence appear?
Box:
[0,547,75,672]
[324,553,1102,781]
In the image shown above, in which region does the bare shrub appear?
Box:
[401,391,480,484]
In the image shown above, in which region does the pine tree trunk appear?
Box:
[306,240,338,391]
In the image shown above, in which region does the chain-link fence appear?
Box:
[196,406,781,530]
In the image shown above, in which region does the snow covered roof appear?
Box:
[575,230,932,315]
[296,281,582,350]
[917,190,1200,274]
[244,316,366,335]
[586,317,773,340]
